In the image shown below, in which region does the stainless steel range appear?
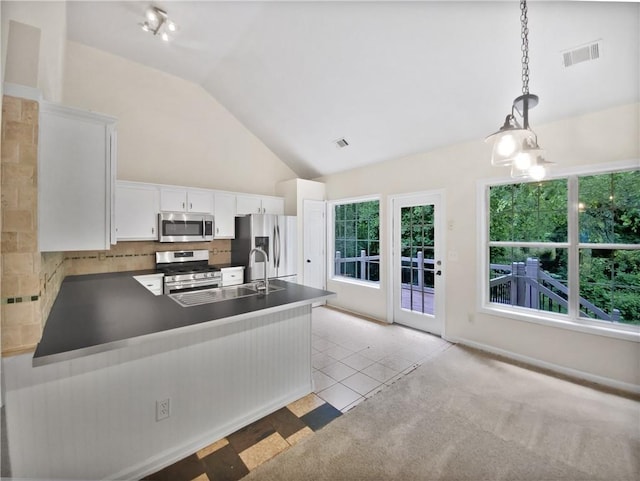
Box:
[156,249,221,295]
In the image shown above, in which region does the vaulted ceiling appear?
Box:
[66,1,639,178]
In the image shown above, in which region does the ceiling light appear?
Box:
[139,5,177,41]
[485,0,553,180]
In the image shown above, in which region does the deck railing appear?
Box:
[335,250,380,281]
[490,258,620,322]
[334,250,435,289]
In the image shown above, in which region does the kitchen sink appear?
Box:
[169,283,284,307]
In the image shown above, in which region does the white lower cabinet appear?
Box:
[115,182,159,241]
[221,266,245,286]
[133,274,164,295]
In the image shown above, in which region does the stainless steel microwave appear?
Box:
[158,212,214,242]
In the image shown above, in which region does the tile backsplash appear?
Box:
[64,240,231,276]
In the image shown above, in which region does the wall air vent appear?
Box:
[562,40,601,68]
[335,138,349,149]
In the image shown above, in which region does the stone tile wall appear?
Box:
[1,95,42,355]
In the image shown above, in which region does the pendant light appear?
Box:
[486,0,551,180]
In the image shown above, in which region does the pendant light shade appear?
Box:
[485,122,537,166]
[486,0,553,180]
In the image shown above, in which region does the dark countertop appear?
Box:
[33,271,334,366]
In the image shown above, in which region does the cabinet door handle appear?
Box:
[152,227,155,234]
[190,203,193,210]
[182,202,185,210]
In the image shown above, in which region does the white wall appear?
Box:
[62,41,297,195]
[317,103,640,389]
[1,1,66,102]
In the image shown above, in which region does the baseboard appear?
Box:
[323,304,390,325]
[106,385,312,481]
[445,336,640,396]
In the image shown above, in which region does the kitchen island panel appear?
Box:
[2,305,312,481]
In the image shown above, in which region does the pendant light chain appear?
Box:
[520,0,530,95]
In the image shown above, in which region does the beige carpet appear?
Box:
[244,345,640,481]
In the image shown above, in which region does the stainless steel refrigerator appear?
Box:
[231,214,298,283]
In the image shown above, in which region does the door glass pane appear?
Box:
[400,205,435,315]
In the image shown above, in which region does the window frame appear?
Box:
[477,160,640,342]
[328,195,381,289]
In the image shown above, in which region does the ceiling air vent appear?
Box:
[334,138,349,149]
[562,40,601,68]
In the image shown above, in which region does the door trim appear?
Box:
[386,190,446,337]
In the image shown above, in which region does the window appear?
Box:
[484,168,639,333]
[332,198,380,284]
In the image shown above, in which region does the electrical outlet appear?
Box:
[156,398,170,421]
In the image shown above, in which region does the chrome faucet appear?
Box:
[249,247,269,294]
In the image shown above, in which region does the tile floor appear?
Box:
[311,306,451,412]
[142,306,451,481]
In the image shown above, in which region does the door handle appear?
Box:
[276,225,282,268]
[306,259,311,263]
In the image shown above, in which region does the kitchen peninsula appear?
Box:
[33,270,333,365]
[3,272,334,481]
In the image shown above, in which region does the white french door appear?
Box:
[390,192,445,335]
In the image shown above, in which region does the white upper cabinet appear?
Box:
[114,181,286,242]
[213,192,236,239]
[236,194,284,215]
[115,182,159,241]
[38,102,116,252]
[236,194,262,215]
[160,187,213,214]
[261,196,285,215]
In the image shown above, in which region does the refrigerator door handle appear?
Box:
[276,224,281,268]
[273,225,278,269]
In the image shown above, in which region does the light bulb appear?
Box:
[146,8,158,22]
[167,21,176,32]
[528,164,546,181]
[161,32,169,42]
[496,134,517,157]
[514,152,532,170]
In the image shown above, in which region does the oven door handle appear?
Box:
[202,218,205,239]
[164,278,220,295]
